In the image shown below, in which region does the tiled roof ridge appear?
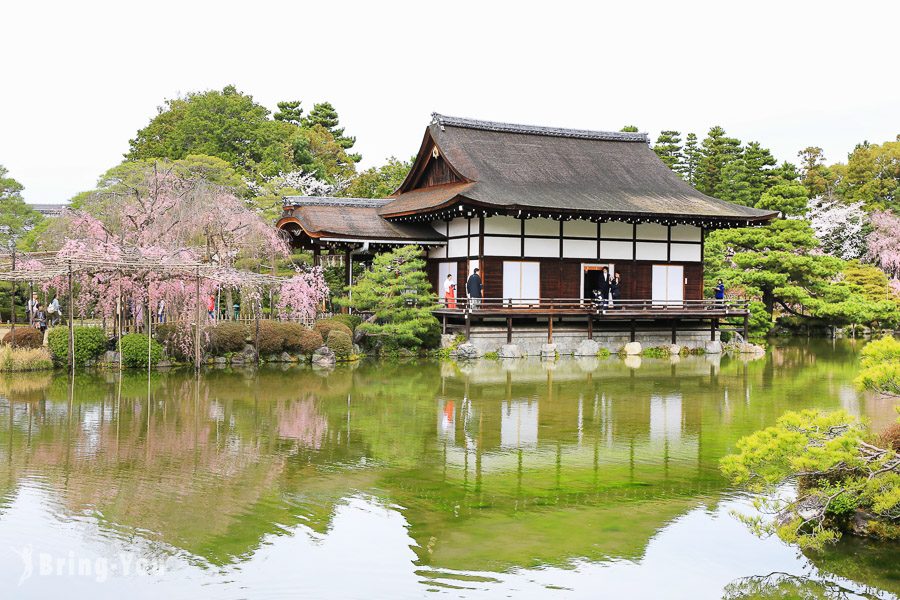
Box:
[282,196,392,209]
[431,113,649,143]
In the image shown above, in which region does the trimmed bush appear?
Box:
[2,327,44,349]
[314,319,352,340]
[207,322,248,355]
[120,334,164,368]
[0,346,53,371]
[325,330,353,359]
[329,313,361,332]
[256,320,286,354]
[47,326,107,366]
[720,330,733,343]
[282,323,323,354]
[155,323,193,362]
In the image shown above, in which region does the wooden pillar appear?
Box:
[313,247,321,267]
[630,319,636,343]
[587,315,593,340]
[547,315,554,344]
[506,317,512,344]
[671,321,677,344]
[464,313,471,340]
[67,261,74,374]
[711,318,718,341]
[442,314,447,335]
[194,268,201,369]
[743,313,749,340]
[9,248,15,336]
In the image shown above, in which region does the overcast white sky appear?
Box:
[2,0,899,204]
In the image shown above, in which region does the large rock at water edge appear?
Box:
[736,342,765,355]
[312,346,336,367]
[705,340,723,354]
[455,343,481,360]
[574,339,601,357]
[666,344,681,356]
[498,344,522,359]
[622,342,642,355]
[540,343,557,359]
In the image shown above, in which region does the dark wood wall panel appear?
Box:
[425,261,439,295]
[684,263,703,300]
[482,257,503,298]
[418,156,462,188]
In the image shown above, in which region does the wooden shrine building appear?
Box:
[277,114,778,346]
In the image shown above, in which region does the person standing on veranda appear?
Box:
[443,274,457,309]
[715,279,726,306]
[466,268,483,310]
[610,273,621,308]
[597,267,611,309]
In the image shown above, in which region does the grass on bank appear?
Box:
[0,345,53,371]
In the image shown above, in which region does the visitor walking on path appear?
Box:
[466,268,483,310]
[715,279,726,306]
[443,274,457,309]
[207,295,216,321]
[157,299,166,324]
[26,293,38,323]
[32,302,47,335]
[47,296,60,326]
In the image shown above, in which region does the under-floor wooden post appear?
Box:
[465,314,470,340]
[743,313,749,340]
[711,318,718,341]
[547,315,554,344]
[587,315,593,340]
[671,322,677,344]
[506,317,512,344]
[630,320,636,343]
[442,314,447,335]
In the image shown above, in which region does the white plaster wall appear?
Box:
[428,245,447,259]
[599,240,633,260]
[563,219,597,237]
[484,236,521,257]
[524,237,559,258]
[524,218,560,236]
[636,242,667,261]
[671,225,701,242]
[430,220,447,235]
[636,223,668,240]
[600,221,633,239]
[484,215,520,235]
[670,243,702,262]
[563,239,597,259]
[447,218,470,237]
[447,237,468,258]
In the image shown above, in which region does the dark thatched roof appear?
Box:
[277,197,445,243]
[378,114,778,223]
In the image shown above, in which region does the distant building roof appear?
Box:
[28,203,66,217]
[378,114,777,224]
[278,197,445,244]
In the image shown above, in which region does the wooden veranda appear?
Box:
[434,298,751,344]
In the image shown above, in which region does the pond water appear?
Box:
[0,340,898,599]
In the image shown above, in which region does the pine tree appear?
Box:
[346,245,440,349]
[620,125,639,133]
[274,100,304,125]
[302,102,361,162]
[720,141,777,206]
[653,130,684,173]
[697,126,742,197]
[682,133,701,186]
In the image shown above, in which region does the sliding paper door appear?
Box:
[503,261,540,305]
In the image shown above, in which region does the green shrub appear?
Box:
[120,334,163,368]
[2,327,44,349]
[720,330,732,343]
[207,322,248,355]
[329,313,362,332]
[484,351,499,360]
[314,319,352,340]
[596,348,611,359]
[280,323,306,352]
[255,320,286,354]
[47,326,107,366]
[154,323,193,362]
[325,330,353,359]
[0,346,53,371]
[286,327,323,354]
[642,347,670,358]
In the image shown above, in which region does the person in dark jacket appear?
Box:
[597,267,611,308]
[610,272,621,307]
[466,268,483,310]
[714,279,726,306]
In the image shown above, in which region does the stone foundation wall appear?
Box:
[463,326,716,356]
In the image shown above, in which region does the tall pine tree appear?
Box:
[303,102,361,162]
[697,126,742,198]
[682,133,701,186]
[653,130,684,174]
